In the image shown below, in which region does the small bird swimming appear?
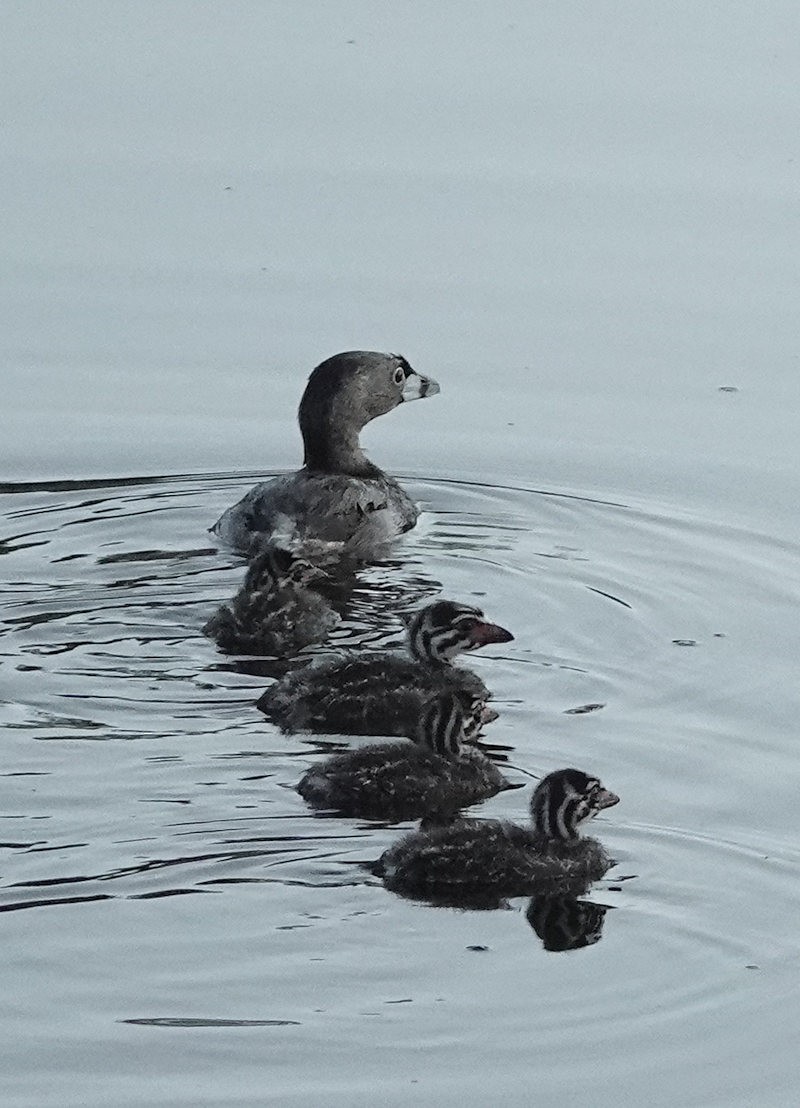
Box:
[212,351,440,562]
[375,768,619,905]
[297,691,518,821]
[202,545,340,657]
[256,598,513,736]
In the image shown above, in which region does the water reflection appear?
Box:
[526,897,611,952]
[5,469,800,1107]
[372,876,618,939]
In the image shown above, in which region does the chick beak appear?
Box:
[401,371,441,402]
[467,620,514,649]
[594,788,620,811]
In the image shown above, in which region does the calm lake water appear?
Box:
[3,4,800,1106]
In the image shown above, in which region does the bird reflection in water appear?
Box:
[526,897,611,952]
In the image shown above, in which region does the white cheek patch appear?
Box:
[401,372,441,402]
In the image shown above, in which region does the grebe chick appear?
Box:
[376,768,619,902]
[202,546,340,657]
[297,692,517,821]
[257,599,513,736]
[212,351,440,561]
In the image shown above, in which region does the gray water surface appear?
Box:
[3,3,800,1106]
[3,473,800,1106]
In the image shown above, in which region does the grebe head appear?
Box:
[415,692,484,756]
[530,769,619,842]
[407,600,514,665]
[299,351,440,474]
[242,545,325,592]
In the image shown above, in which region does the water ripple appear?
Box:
[3,469,800,1096]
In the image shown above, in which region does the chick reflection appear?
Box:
[526,897,610,952]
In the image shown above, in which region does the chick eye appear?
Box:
[393,366,405,385]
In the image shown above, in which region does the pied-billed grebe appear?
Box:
[212,351,440,561]
[297,691,518,821]
[257,599,513,735]
[202,545,340,657]
[375,768,619,902]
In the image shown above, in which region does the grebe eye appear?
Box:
[393,366,405,385]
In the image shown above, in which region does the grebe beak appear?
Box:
[401,371,441,402]
[467,620,514,648]
[593,788,620,812]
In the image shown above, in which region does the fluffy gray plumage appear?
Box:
[259,655,490,736]
[202,546,340,656]
[298,744,513,822]
[203,589,337,656]
[378,821,613,901]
